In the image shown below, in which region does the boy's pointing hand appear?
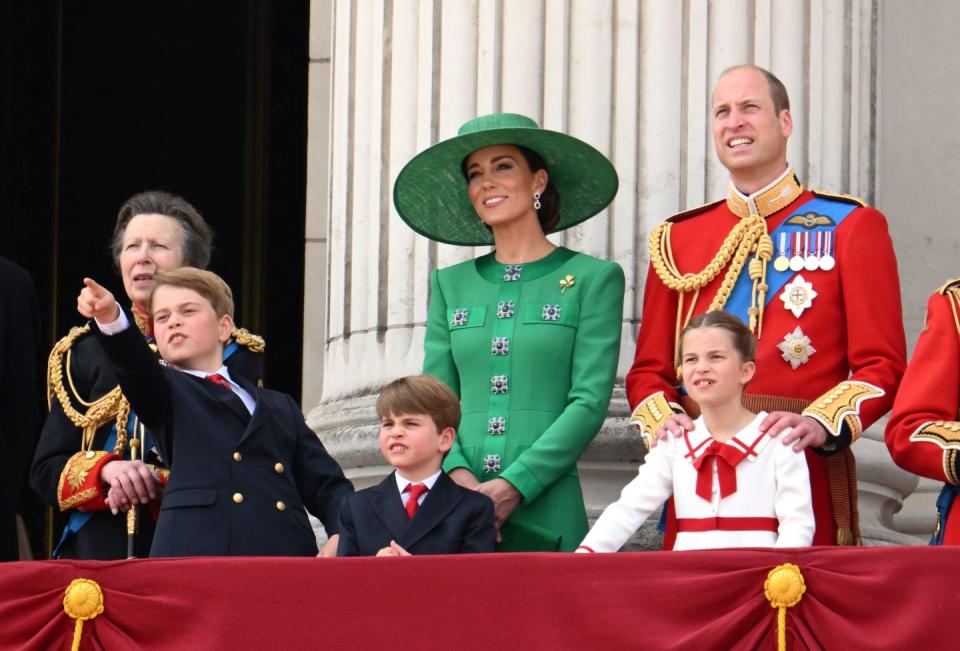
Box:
[78,277,120,322]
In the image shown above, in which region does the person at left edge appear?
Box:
[80,268,352,557]
[30,191,265,559]
[393,113,624,551]
[0,256,41,561]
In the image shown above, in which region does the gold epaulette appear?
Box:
[231,328,265,354]
[811,189,868,208]
[802,381,885,441]
[936,278,960,295]
[47,325,131,455]
[665,199,725,224]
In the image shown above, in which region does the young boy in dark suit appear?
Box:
[77,268,353,557]
[337,376,495,556]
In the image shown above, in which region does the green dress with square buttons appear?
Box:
[424,247,624,551]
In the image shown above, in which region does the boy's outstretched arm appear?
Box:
[81,279,173,449]
[76,278,166,511]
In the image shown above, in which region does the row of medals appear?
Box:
[772,230,835,273]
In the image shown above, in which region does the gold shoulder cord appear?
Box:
[47,326,131,456]
[648,214,773,362]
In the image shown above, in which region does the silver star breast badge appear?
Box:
[777,327,816,369]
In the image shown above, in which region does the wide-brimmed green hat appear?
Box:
[392,113,619,246]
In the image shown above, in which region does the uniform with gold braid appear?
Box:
[885,279,960,544]
[627,168,906,547]
[30,309,264,559]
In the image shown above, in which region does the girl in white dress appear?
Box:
[577,311,814,552]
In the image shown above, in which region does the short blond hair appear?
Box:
[151,267,234,319]
[376,375,460,432]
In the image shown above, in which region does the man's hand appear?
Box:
[78,278,120,323]
[650,412,695,447]
[317,534,339,557]
[375,540,412,557]
[760,412,829,451]
[476,478,521,529]
[101,460,163,515]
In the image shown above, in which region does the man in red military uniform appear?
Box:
[627,65,906,547]
[885,279,960,544]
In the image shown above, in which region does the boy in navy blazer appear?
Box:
[77,268,353,557]
[337,376,495,556]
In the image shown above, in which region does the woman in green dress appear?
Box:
[393,113,624,551]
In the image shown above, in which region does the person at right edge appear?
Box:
[626,65,906,548]
[885,279,960,544]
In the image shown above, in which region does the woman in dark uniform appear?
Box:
[393,113,624,551]
[30,190,264,559]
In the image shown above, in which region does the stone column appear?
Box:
[306,0,912,544]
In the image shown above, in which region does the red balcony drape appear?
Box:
[1,547,955,650]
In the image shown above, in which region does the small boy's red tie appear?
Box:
[404,483,429,519]
[206,373,231,390]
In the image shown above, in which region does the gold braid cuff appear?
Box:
[57,451,112,511]
[232,328,266,353]
[802,381,885,441]
[947,450,960,486]
[47,326,132,456]
[630,392,685,448]
[908,421,960,484]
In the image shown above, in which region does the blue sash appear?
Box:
[724,196,858,326]
[932,484,960,545]
[223,340,239,361]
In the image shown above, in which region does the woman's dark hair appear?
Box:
[461,144,562,234]
[679,310,756,362]
[111,190,214,269]
[516,146,561,233]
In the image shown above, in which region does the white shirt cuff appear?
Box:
[95,303,130,335]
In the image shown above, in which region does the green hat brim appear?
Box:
[393,125,619,246]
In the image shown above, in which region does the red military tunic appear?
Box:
[627,168,906,547]
[885,279,960,544]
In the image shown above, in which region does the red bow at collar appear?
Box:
[692,440,748,503]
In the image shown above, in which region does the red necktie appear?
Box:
[206,373,231,390]
[692,441,747,503]
[404,483,429,519]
